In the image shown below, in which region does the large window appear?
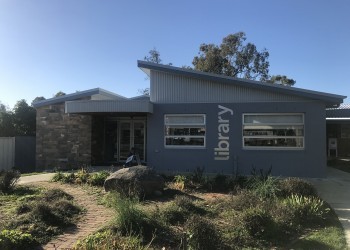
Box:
[243,113,304,149]
[164,114,206,148]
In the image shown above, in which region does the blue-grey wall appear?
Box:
[147,101,327,178]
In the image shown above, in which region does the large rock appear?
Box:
[104,165,165,197]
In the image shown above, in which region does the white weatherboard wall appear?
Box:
[0,137,15,170]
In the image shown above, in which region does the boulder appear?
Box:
[104,165,165,197]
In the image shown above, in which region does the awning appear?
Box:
[65,100,153,114]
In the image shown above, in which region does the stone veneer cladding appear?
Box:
[36,103,91,170]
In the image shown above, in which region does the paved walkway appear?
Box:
[18,173,55,184]
[309,167,350,247]
[20,181,115,250]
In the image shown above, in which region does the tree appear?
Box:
[192,32,270,81]
[137,88,150,96]
[0,110,15,136]
[141,48,163,95]
[267,75,296,86]
[31,96,46,106]
[54,91,66,97]
[0,101,7,112]
[13,99,36,136]
[144,48,162,64]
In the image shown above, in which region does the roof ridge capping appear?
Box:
[137,60,346,107]
[33,87,127,108]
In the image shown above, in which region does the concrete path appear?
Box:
[309,167,350,247]
[18,173,55,184]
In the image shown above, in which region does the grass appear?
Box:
[1,170,347,249]
[0,185,83,247]
[290,226,347,250]
[75,174,347,249]
[0,185,42,222]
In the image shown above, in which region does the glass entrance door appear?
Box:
[119,122,131,161]
[119,121,146,161]
[133,122,145,160]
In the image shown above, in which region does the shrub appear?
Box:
[270,202,301,238]
[51,171,65,182]
[278,178,318,198]
[0,170,21,193]
[230,190,262,211]
[190,167,205,184]
[210,174,229,192]
[7,188,82,244]
[15,203,32,215]
[75,168,90,184]
[53,199,82,220]
[88,171,110,186]
[41,188,73,202]
[0,229,37,250]
[184,215,221,250]
[160,196,205,225]
[283,194,330,224]
[61,172,76,183]
[248,175,280,199]
[239,207,276,240]
[31,202,65,226]
[173,175,188,190]
[110,193,157,241]
[173,195,195,211]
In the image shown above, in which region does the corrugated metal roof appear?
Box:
[138,60,346,107]
[326,103,350,118]
[33,88,127,108]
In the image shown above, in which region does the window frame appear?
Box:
[164,114,206,149]
[242,113,305,150]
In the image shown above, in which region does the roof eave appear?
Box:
[137,60,346,106]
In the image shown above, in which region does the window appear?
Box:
[164,114,206,148]
[242,113,304,149]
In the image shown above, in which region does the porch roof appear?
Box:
[65,100,153,114]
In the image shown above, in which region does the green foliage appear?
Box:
[109,193,157,241]
[88,171,110,186]
[290,226,347,250]
[6,188,82,244]
[75,168,90,184]
[0,229,36,250]
[239,207,276,239]
[230,190,262,211]
[278,177,318,198]
[0,170,21,193]
[267,75,296,86]
[248,175,280,199]
[160,196,200,225]
[283,194,330,224]
[192,32,270,81]
[0,99,36,136]
[184,215,222,250]
[173,175,188,190]
[73,230,145,250]
[51,171,65,182]
[271,202,300,236]
[51,170,110,187]
[190,166,205,184]
[144,48,162,64]
[41,188,73,202]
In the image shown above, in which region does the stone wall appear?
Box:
[36,103,91,170]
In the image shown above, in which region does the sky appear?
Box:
[0,0,349,109]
